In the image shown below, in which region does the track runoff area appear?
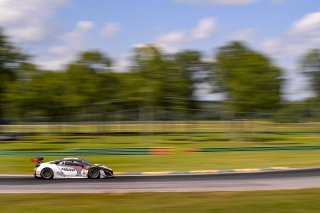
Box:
[1,167,320,193]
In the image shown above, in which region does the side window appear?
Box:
[65,161,73,166]
[72,161,81,166]
[57,161,65,165]
[65,160,81,166]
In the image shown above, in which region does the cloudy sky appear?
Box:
[0,0,319,100]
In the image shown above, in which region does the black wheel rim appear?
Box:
[42,169,52,178]
[90,169,99,178]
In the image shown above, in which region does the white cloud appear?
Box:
[0,0,67,43]
[192,18,217,40]
[76,21,95,32]
[270,0,286,5]
[133,43,150,49]
[218,12,320,101]
[173,0,258,6]
[157,31,187,44]
[112,54,132,72]
[153,17,217,52]
[101,22,122,38]
[289,12,320,38]
[37,21,95,70]
[245,11,320,101]
[155,31,187,52]
[261,11,320,60]
[130,18,217,69]
[227,28,257,42]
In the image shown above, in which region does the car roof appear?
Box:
[62,158,81,160]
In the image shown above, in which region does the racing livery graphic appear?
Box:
[32,157,114,179]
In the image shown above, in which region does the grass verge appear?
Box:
[2,150,320,174]
[1,130,320,174]
[1,189,320,212]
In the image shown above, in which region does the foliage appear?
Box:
[213,41,282,116]
[76,50,112,72]
[130,45,202,115]
[301,49,320,97]
[0,29,28,121]
[273,98,319,123]
[1,29,320,122]
[4,50,119,121]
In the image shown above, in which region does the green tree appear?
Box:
[173,50,209,113]
[69,51,118,116]
[301,49,320,98]
[5,50,118,121]
[131,45,165,107]
[130,45,201,115]
[0,29,28,121]
[4,63,41,120]
[76,50,112,72]
[213,41,282,116]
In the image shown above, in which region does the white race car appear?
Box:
[32,157,114,179]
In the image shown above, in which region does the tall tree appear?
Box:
[0,29,27,121]
[76,50,112,72]
[4,63,41,120]
[213,41,282,116]
[173,50,208,112]
[64,50,118,118]
[131,45,168,108]
[301,49,320,98]
[131,45,200,114]
[5,50,118,121]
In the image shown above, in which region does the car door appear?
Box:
[57,160,78,177]
[67,160,84,177]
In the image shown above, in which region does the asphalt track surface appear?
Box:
[1,168,320,193]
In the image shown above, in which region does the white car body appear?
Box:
[33,157,113,179]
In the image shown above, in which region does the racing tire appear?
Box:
[88,168,100,179]
[40,168,54,179]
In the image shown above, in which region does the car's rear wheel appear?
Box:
[88,168,100,179]
[40,168,54,179]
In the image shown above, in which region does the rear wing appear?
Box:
[31,157,44,164]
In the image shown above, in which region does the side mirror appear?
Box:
[80,163,84,167]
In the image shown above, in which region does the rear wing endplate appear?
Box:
[31,157,44,163]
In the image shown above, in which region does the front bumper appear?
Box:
[102,169,114,177]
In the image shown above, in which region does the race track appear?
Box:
[1,168,320,193]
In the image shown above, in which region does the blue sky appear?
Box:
[0,0,319,100]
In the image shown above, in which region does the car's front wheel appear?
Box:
[40,168,54,179]
[88,168,100,179]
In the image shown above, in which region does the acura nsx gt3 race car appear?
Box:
[32,157,114,179]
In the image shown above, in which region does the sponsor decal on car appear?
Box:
[61,168,75,172]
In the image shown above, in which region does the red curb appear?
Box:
[150,147,173,155]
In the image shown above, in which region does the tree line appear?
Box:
[0,29,319,122]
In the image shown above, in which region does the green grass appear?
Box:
[1,121,320,174]
[1,133,320,151]
[1,189,320,212]
[3,150,320,174]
